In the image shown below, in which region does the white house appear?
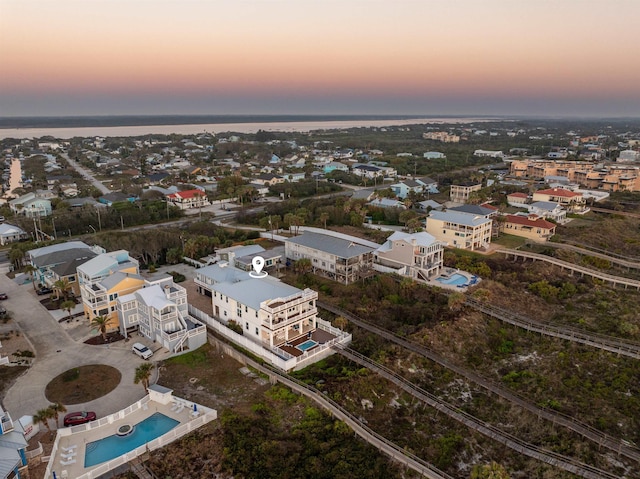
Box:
[0,224,27,245]
[117,276,207,355]
[375,231,444,282]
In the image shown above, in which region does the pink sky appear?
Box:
[1,0,639,116]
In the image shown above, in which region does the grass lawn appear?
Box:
[491,234,527,248]
[45,364,121,405]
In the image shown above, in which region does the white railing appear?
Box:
[188,305,295,370]
[74,412,217,479]
[45,395,216,479]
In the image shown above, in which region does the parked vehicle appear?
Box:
[36,287,53,295]
[0,293,7,300]
[132,342,153,360]
[63,411,97,427]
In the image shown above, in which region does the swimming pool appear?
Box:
[84,413,179,467]
[297,340,318,352]
[436,273,468,286]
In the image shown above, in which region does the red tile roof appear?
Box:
[535,188,580,198]
[504,215,556,230]
[167,189,205,199]
[507,192,528,198]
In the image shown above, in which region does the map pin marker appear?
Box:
[252,256,265,275]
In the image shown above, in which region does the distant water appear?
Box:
[0,115,496,140]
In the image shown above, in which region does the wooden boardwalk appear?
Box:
[319,301,640,466]
[497,249,640,290]
[538,241,640,270]
[336,344,621,479]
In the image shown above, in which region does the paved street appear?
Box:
[0,268,149,420]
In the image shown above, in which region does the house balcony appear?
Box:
[0,411,14,433]
[264,307,317,330]
[83,297,108,310]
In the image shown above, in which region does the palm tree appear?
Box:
[47,402,67,429]
[53,278,72,301]
[90,315,113,342]
[23,264,38,291]
[33,408,54,436]
[60,300,76,321]
[334,316,348,331]
[319,212,330,229]
[134,363,155,392]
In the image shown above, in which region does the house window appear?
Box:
[255,311,258,318]
[224,311,227,316]
[245,322,249,330]
[255,327,259,335]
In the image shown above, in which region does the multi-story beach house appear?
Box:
[77,250,143,332]
[449,182,482,203]
[374,231,444,282]
[532,188,588,213]
[194,263,348,364]
[425,210,492,251]
[500,215,557,242]
[284,231,375,284]
[117,276,207,354]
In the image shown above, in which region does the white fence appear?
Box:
[44,395,217,479]
[188,305,352,372]
[73,412,216,479]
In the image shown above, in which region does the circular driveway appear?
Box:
[1,268,148,420]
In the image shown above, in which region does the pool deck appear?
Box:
[428,269,481,292]
[46,390,216,479]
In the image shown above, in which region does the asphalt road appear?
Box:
[1,268,148,421]
[59,152,111,195]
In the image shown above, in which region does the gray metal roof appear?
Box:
[28,241,92,259]
[197,263,252,283]
[428,210,492,227]
[449,204,495,216]
[214,276,302,311]
[377,231,439,253]
[32,247,96,269]
[51,254,97,277]
[286,232,374,258]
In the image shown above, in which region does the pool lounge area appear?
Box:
[45,385,217,479]
[432,269,480,291]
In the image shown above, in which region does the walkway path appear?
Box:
[319,301,640,464]
[497,249,640,290]
[1,268,147,420]
[534,241,640,270]
[60,152,110,195]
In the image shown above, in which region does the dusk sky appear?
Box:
[1,0,639,117]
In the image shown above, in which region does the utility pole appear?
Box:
[52,217,57,239]
[96,207,102,231]
[120,216,124,231]
[33,217,39,242]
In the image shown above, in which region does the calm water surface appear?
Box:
[0,117,494,139]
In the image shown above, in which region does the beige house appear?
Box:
[425,210,492,251]
[501,215,556,242]
[532,188,587,213]
[374,231,444,282]
[506,192,529,206]
[449,182,482,203]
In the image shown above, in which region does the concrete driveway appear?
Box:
[0,268,149,420]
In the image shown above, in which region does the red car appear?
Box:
[63,411,97,427]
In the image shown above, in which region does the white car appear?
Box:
[132,342,153,360]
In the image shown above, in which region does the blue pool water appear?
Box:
[84,413,179,467]
[436,273,468,286]
[297,340,318,352]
